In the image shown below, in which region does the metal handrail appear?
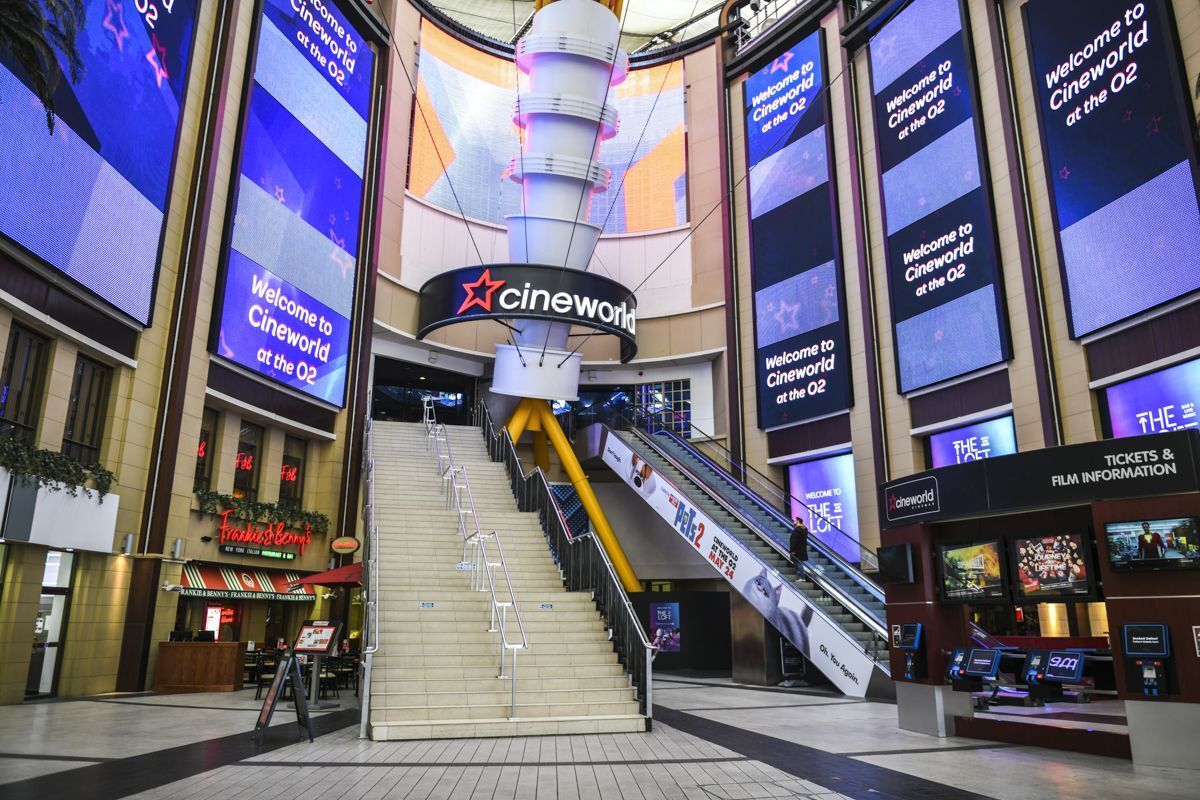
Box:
[359,415,381,739]
[476,402,657,724]
[428,408,528,718]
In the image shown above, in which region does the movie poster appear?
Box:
[649,602,681,653]
[1013,534,1089,598]
[939,540,1004,600]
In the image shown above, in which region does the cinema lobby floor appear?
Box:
[0,676,1194,800]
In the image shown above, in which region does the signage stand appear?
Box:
[253,650,313,743]
[290,619,343,711]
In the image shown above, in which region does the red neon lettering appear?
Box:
[217,509,312,554]
[197,441,207,459]
[280,465,299,482]
[235,452,254,471]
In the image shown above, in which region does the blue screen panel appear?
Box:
[1023,0,1200,337]
[745,29,853,429]
[215,0,375,406]
[928,415,1017,468]
[0,0,198,324]
[868,0,1009,393]
[787,453,861,564]
[1106,357,1200,438]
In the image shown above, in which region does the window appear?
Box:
[61,356,111,464]
[232,421,264,503]
[0,325,48,443]
[279,435,307,511]
[194,408,219,493]
[636,380,692,437]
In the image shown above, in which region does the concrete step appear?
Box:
[371,698,641,723]
[372,685,635,709]
[374,642,617,663]
[372,662,626,682]
[368,714,646,741]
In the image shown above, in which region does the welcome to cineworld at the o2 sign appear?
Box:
[416,264,639,362]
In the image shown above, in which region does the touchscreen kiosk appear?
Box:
[1122,624,1173,697]
[947,648,969,681]
[964,648,1000,679]
[895,623,924,680]
[1044,651,1086,683]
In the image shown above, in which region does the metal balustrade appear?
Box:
[358,415,381,738]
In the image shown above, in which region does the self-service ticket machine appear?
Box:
[896,623,925,680]
[1022,650,1087,704]
[947,647,1000,691]
[1122,624,1174,697]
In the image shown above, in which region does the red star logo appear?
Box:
[769,51,794,74]
[103,0,129,51]
[1059,166,1070,180]
[458,269,506,315]
[146,33,169,87]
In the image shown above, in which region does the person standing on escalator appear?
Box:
[790,517,810,570]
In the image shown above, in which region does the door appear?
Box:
[26,550,74,698]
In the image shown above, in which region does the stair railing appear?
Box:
[428,407,528,718]
[476,402,656,726]
[358,414,381,738]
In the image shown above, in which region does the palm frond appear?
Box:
[0,0,87,132]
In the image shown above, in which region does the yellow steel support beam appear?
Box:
[505,397,535,443]
[532,431,551,472]
[532,399,641,593]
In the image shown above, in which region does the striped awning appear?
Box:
[180,563,315,602]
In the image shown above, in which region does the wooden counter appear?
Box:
[154,642,246,693]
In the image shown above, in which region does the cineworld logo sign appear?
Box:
[885,476,940,522]
[418,263,640,362]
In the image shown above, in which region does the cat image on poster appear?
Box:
[743,567,814,658]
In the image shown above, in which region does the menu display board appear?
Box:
[213,0,375,405]
[868,0,1009,392]
[293,620,340,654]
[744,29,853,428]
[1024,0,1200,337]
[0,0,199,324]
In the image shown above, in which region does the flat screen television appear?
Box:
[1010,533,1094,600]
[877,543,914,584]
[964,648,1000,678]
[1104,517,1199,571]
[1123,624,1171,658]
[937,539,1007,602]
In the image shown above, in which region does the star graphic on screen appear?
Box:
[102,0,129,51]
[874,35,897,64]
[953,86,962,97]
[769,51,794,74]
[145,34,170,87]
[458,269,506,314]
[773,299,801,333]
[1059,166,1070,180]
[1146,116,1162,136]
[273,186,286,203]
[334,177,343,189]
[329,246,355,280]
[1123,110,1133,122]
[329,213,337,224]
[934,329,945,342]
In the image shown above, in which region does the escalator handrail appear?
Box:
[649,426,885,603]
[623,426,889,640]
[619,404,882,573]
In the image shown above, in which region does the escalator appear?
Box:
[579,422,893,698]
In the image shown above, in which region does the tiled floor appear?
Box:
[0,677,1196,800]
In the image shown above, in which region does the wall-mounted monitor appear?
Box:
[1105,517,1199,571]
[937,539,1007,602]
[928,415,1017,468]
[899,623,922,650]
[0,0,200,324]
[1010,533,1093,600]
[1104,357,1200,438]
[1122,624,1170,658]
[964,648,1000,678]
[1044,651,1086,683]
[877,543,914,584]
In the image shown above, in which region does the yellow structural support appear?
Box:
[532,431,551,472]
[505,397,535,442]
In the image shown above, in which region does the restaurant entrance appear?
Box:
[26,550,75,698]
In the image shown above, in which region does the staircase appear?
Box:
[367,421,646,739]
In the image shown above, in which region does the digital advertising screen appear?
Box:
[787,452,860,563]
[1105,357,1200,437]
[649,601,681,653]
[928,415,1017,468]
[1024,0,1200,338]
[1105,517,1200,570]
[409,22,687,234]
[938,539,1005,602]
[744,29,852,429]
[1011,533,1091,599]
[0,0,199,325]
[213,0,376,405]
[868,0,1009,392]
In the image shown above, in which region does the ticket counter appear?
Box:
[154,641,246,693]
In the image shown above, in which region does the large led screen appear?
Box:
[409,22,686,234]
[787,453,861,564]
[214,0,375,406]
[0,0,198,325]
[938,540,1005,602]
[744,30,852,429]
[1024,0,1200,337]
[1106,357,1200,437]
[928,415,1017,467]
[869,0,1009,392]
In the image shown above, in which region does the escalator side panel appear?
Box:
[599,427,887,697]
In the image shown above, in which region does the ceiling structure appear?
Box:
[422,0,727,54]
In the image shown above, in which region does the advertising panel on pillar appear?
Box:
[743,28,853,430]
[0,0,199,325]
[1105,357,1200,438]
[868,0,1010,393]
[1024,0,1200,338]
[212,0,376,405]
[928,415,1017,468]
[786,453,861,564]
